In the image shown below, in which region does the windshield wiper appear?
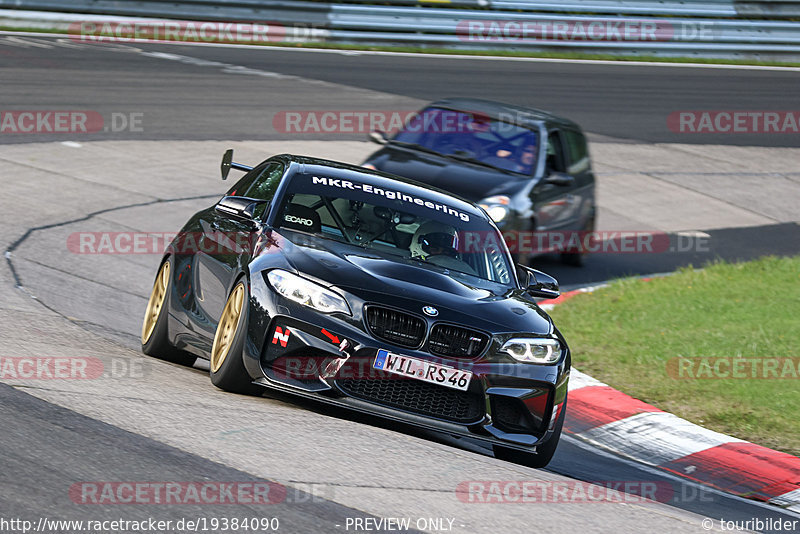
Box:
[387,140,445,158]
[447,152,517,174]
[391,141,518,175]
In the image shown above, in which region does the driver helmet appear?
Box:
[410,221,459,259]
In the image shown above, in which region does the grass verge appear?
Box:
[548,256,800,456]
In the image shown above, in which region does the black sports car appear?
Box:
[363,98,596,266]
[141,152,571,467]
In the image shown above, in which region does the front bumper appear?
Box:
[244,276,570,451]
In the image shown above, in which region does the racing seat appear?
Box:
[281,203,321,233]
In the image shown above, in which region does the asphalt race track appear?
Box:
[2,34,800,146]
[1,34,800,533]
[0,383,386,532]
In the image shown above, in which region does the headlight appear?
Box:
[500,338,561,364]
[479,195,511,223]
[484,205,509,222]
[266,270,351,315]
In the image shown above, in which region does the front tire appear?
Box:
[209,279,262,396]
[560,215,595,267]
[493,396,567,468]
[141,258,196,366]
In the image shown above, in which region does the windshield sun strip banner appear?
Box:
[305,175,472,223]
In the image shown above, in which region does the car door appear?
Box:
[563,128,596,231]
[194,161,284,340]
[531,129,580,232]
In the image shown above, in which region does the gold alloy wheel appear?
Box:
[210,282,245,373]
[141,262,170,344]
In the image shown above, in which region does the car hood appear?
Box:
[365,146,525,202]
[274,230,552,334]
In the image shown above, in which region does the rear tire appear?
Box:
[141,258,197,366]
[493,396,567,469]
[209,279,263,396]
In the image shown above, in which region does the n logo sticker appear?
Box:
[272,326,291,348]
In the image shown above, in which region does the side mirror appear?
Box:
[220,149,254,180]
[544,172,575,187]
[368,130,388,145]
[215,196,267,222]
[518,264,559,299]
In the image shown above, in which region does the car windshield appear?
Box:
[276,172,514,286]
[393,107,540,175]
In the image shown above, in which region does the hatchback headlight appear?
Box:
[500,338,561,364]
[479,195,511,223]
[266,270,351,315]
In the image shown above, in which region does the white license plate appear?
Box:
[373,349,472,391]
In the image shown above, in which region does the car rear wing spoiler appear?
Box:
[221,149,253,180]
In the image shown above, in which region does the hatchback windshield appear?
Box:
[276,172,514,286]
[393,107,540,175]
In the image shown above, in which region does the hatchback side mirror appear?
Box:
[518,264,560,299]
[544,172,575,187]
[368,130,388,145]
